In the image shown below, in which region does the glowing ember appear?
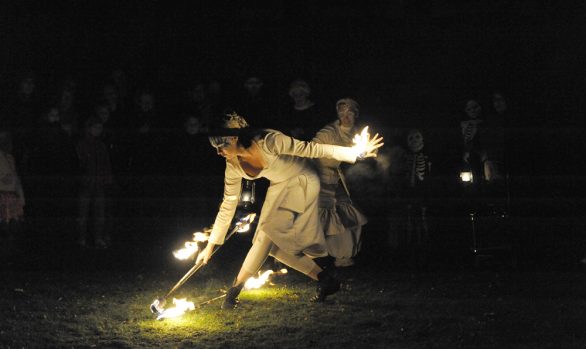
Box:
[243,268,288,290]
[236,213,256,233]
[351,126,371,159]
[156,298,195,320]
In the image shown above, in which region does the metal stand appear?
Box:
[469,173,517,268]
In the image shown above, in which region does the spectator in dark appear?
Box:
[170,114,223,230]
[281,79,325,141]
[56,84,80,137]
[110,69,131,107]
[0,129,25,250]
[76,116,113,249]
[184,81,213,131]
[100,84,131,189]
[28,106,79,245]
[401,128,433,267]
[208,79,230,122]
[460,99,486,185]
[127,89,161,219]
[2,71,41,173]
[103,82,126,119]
[483,91,509,181]
[236,75,274,128]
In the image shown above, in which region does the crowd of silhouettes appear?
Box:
[0,68,512,269]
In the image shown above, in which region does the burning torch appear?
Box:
[150,213,256,316]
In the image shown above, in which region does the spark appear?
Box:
[156,298,195,320]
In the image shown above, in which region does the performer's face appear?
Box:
[337,104,356,128]
[211,136,238,159]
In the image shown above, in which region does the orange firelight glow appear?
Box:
[243,268,288,290]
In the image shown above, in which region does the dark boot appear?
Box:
[222,283,243,310]
[311,269,340,303]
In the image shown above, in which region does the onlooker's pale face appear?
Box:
[290,89,309,104]
[244,77,263,96]
[465,100,482,119]
[185,117,201,135]
[20,78,35,95]
[493,94,507,114]
[90,123,103,137]
[407,130,424,153]
[96,106,110,123]
[47,108,60,123]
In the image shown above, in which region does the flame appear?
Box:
[236,213,256,233]
[156,298,195,320]
[243,268,288,290]
[173,232,210,260]
[351,126,370,158]
[192,232,209,242]
[173,215,255,260]
[173,242,198,260]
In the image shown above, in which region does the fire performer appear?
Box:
[313,99,368,267]
[196,113,382,309]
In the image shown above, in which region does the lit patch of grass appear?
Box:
[240,286,299,302]
[136,285,299,338]
[139,308,227,334]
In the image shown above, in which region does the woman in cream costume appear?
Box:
[313,98,368,267]
[196,113,382,309]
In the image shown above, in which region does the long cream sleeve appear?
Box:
[264,131,357,164]
[208,161,242,245]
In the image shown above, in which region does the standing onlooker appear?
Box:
[0,130,25,249]
[28,106,79,246]
[76,117,113,249]
[3,72,41,179]
[460,99,486,186]
[169,114,223,231]
[281,79,325,141]
[183,81,213,131]
[127,89,161,220]
[313,98,368,267]
[236,75,275,128]
[402,129,433,267]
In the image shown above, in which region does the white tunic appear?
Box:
[208,131,357,256]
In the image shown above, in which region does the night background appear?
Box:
[1,1,585,348]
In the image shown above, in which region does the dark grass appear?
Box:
[1,260,585,348]
[1,211,585,348]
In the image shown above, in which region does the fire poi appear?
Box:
[150,213,256,316]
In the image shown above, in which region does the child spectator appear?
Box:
[76,117,113,249]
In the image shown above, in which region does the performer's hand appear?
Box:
[196,243,215,265]
[360,132,384,159]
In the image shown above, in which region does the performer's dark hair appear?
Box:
[208,111,268,149]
